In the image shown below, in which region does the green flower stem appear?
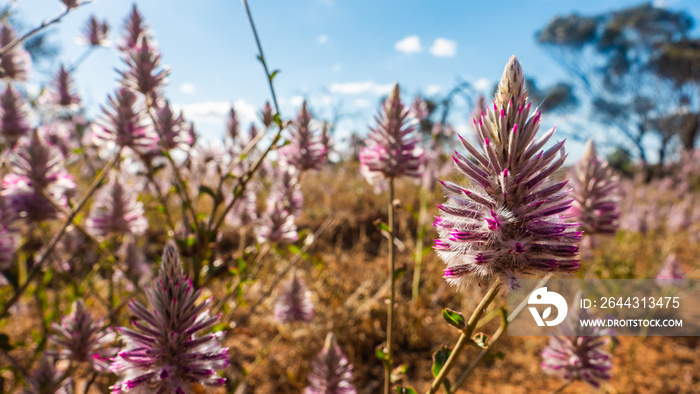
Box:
[384,177,396,394]
[412,188,428,303]
[426,281,502,394]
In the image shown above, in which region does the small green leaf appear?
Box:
[471,332,489,349]
[156,204,166,214]
[269,69,280,82]
[395,387,417,394]
[391,364,409,383]
[273,113,281,126]
[392,265,407,281]
[375,344,389,364]
[199,185,217,199]
[431,345,451,378]
[288,244,302,255]
[486,351,505,360]
[442,308,465,330]
[0,333,13,351]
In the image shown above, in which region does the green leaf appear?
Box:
[0,333,13,351]
[199,185,217,199]
[391,364,409,383]
[375,344,389,364]
[392,265,407,281]
[273,113,281,126]
[395,387,417,394]
[431,345,451,377]
[288,244,302,255]
[269,69,280,82]
[442,308,465,330]
[471,332,489,349]
[486,351,505,360]
[156,204,166,214]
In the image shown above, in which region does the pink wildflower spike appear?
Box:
[86,173,148,237]
[434,56,580,287]
[274,272,314,324]
[111,243,228,392]
[566,139,620,235]
[305,333,356,394]
[279,101,327,171]
[47,299,116,372]
[0,84,31,147]
[359,83,422,179]
[0,25,31,82]
[79,15,110,47]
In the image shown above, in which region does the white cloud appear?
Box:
[179,82,196,94]
[426,84,442,95]
[353,98,370,108]
[332,63,342,73]
[317,34,328,44]
[394,35,422,54]
[329,81,393,95]
[474,78,490,92]
[175,99,257,126]
[430,38,457,58]
[290,95,305,107]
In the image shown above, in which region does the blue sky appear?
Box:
[11,0,700,161]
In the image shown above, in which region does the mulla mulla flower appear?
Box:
[0,24,32,82]
[118,5,149,52]
[47,299,116,372]
[434,56,580,287]
[274,272,314,324]
[93,88,158,154]
[153,100,193,151]
[269,165,303,218]
[60,0,80,9]
[566,139,620,235]
[261,101,274,128]
[279,101,327,172]
[2,131,76,223]
[225,184,258,228]
[119,35,170,98]
[111,242,229,393]
[0,84,31,147]
[25,357,73,394]
[541,308,613,389]
[359,83,422,179]
[305,332,356,394]
[86,173,148,237]
[227,107,239,141]
[79,15,110,47]
[655,253,684,285]
[45,64,81,110]
[256,200,299,244]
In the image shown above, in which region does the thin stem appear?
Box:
[243,327,286,379]
[83,370,98,394]
[450,308,507,393]
[426,281,502,394]
[384,177,396,394]
[242,0,281,115]
[0,1,94,58]
[213,0,287,234]
[68,46,94,73]
[412,188,428,303]
[0,152,119,319]
[551,380,572,394]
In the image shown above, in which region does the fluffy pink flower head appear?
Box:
[25,357,73,394]
[567,139,620,235]
[269,165,303,219]
[256,200,299,244]
[80,15,110,47]
[655,253,684,285]
[111,243,229,393]
[226,107,239,141]
[410,96,429,121]
[279,101,327,171]
[154,100,193,151]
[2,131,76,223]
[434,56,580,287]
[225,185,257,228]
[120,35,170,98]
[94,88,158,154]
[261,101,274,128]
[0,24,31,82]
[359,83,422,179]
[47,299,116,372]
[274,272,314,324]
[60,0,80,9]
[46,64,81,109]
[305,333,356,394]
[541,309,613,388]
[86,173,148,237]
[118,5,149,52]
[0,84,31,147]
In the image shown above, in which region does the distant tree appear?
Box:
[537,3,700,171]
